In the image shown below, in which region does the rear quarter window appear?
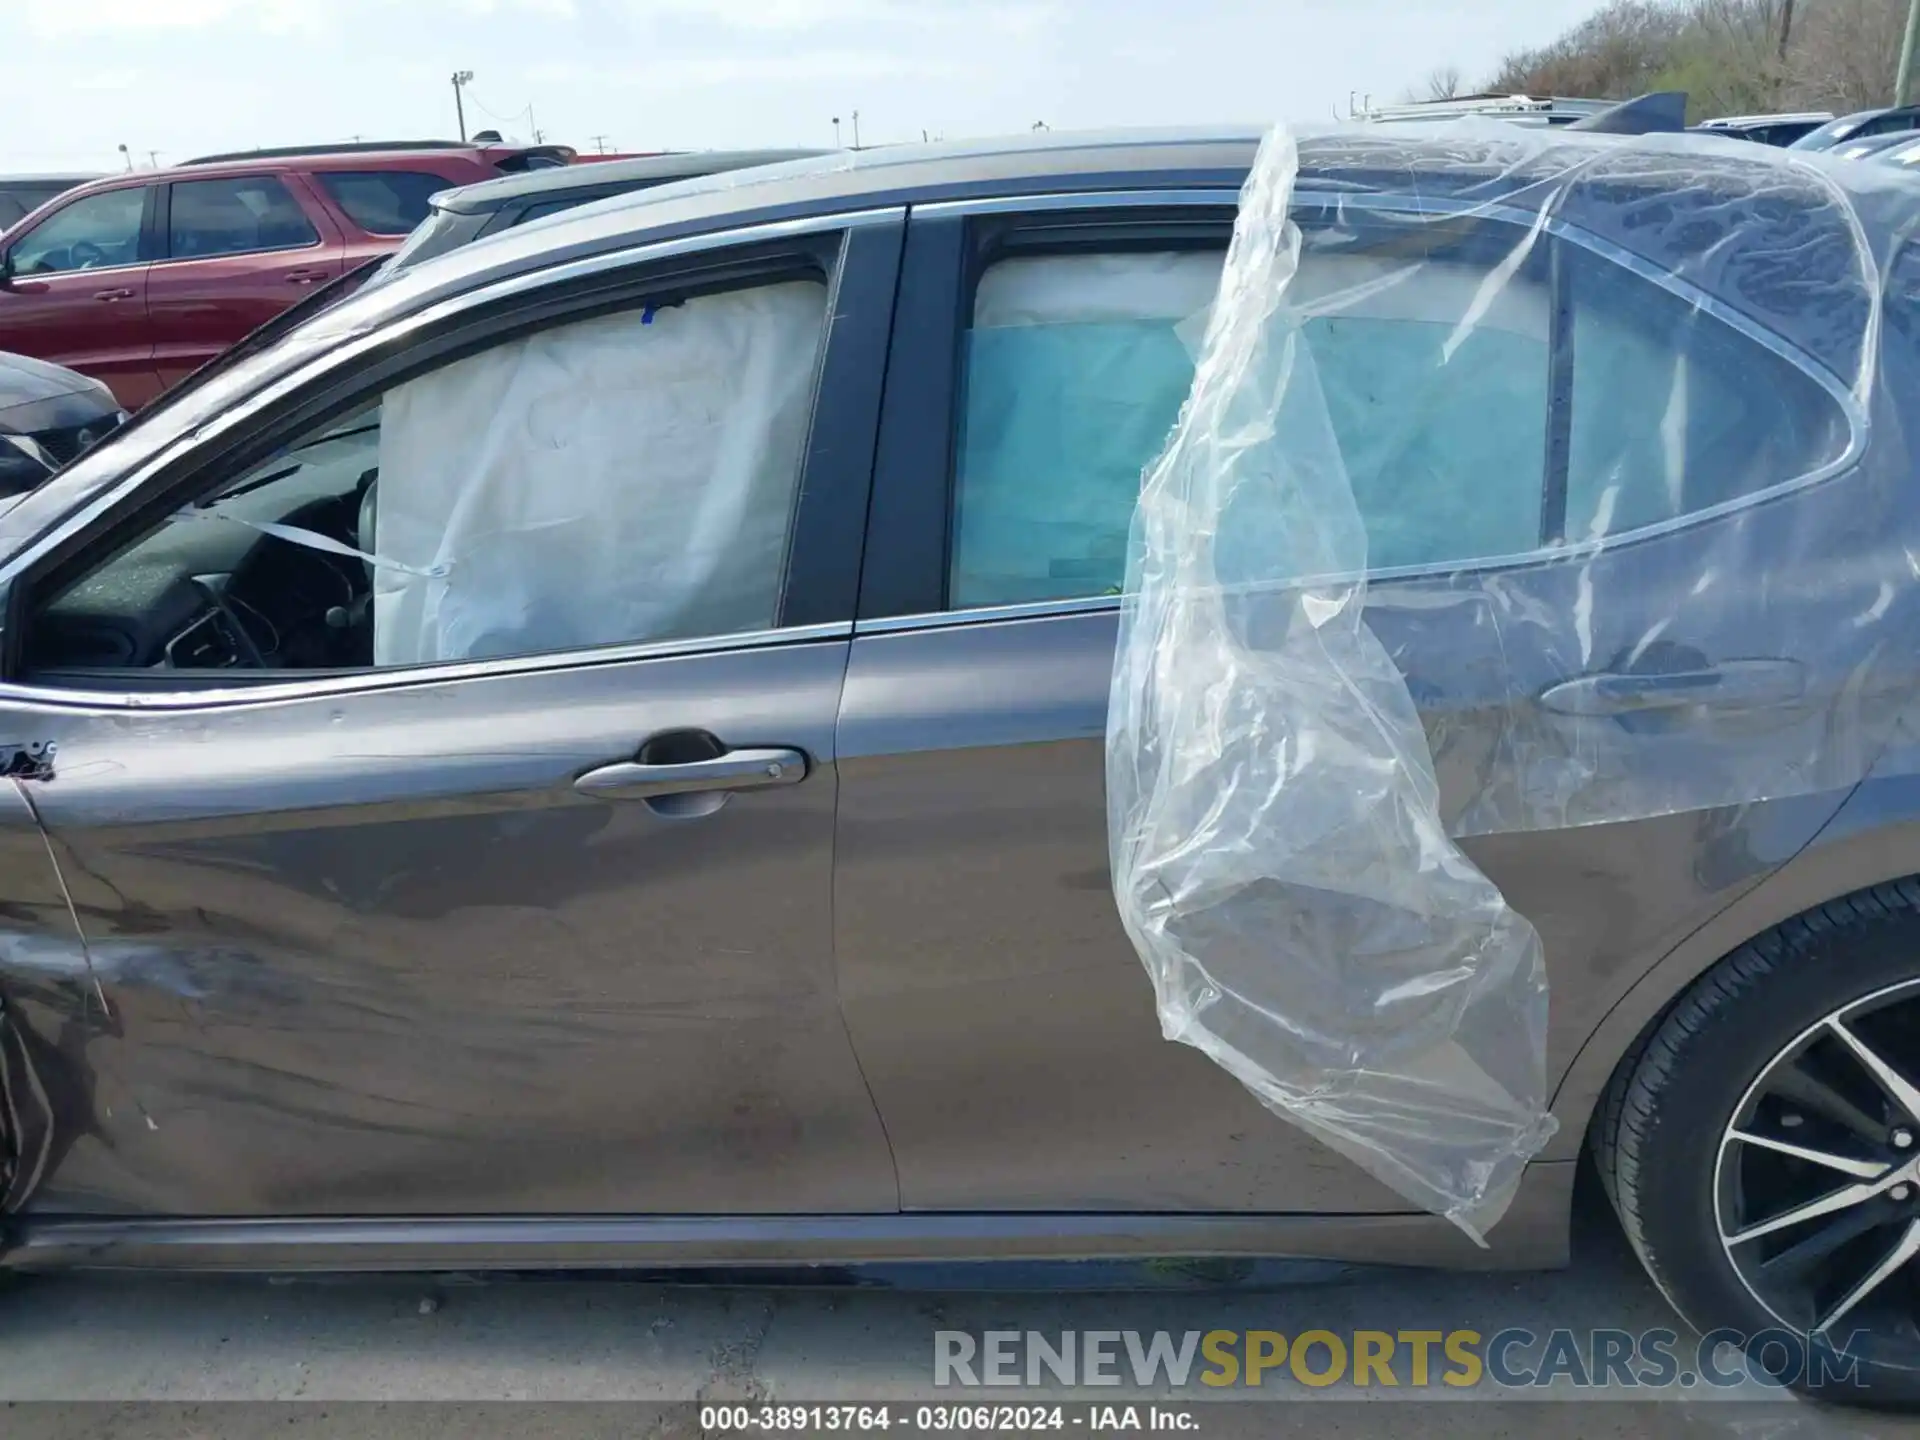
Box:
[315,171,450,236]
[1564,249,1852,539]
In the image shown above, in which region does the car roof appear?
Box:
[302,124,1918,328]
[173,149,499,181]
[1794,106,1920,148]
[76,122,1914,522]
[458,126,1268,240]
[0,173,102,185]
[434,148,839,215]
[1697,112,1831,128]
[37,149,504,204]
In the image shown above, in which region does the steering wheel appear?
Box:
[68,241,108,270]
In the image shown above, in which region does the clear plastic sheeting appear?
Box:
[952,253,1224,608]
[373,281,827,665]
[1107,123,1917,1236]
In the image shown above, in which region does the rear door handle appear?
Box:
[573,747,808,801]
[1538,659,1806,717]
[93,287,135,301]
[285,269,330,286]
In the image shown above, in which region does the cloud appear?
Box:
[20,0,325,36]
[70,68,144,91]
[528,44,962,89]
[593,0,1059,33]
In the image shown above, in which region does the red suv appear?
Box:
[0,141,572,409]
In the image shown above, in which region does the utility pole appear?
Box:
[147,150,160,168]
[1901,0,1920,105]
[451,69,475,142]
[590,134,610,154]
[528,103,544,144]
[851,109,861,148]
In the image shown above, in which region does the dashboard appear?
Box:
[26,487,375,676]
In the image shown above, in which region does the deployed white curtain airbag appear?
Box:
[372,281,828,666]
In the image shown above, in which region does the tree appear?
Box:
[1425,64,1466,100]
[1780,0,1906,111]
[1457,0,1903,121]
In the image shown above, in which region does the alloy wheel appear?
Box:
[1715,976,1920,1342]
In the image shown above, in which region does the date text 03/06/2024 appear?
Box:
[698,1404,1193,1431]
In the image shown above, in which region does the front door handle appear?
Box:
[285,270,329,286]
[1538,658,1806,717]
[573,747,808,801]
[93,287,135,301]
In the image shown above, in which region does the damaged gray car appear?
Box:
[0,126,1917,1398]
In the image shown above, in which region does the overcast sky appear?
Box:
[12,0,1608,172]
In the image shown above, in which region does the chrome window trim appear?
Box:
[913,189,1241,219]
[0,621,854,713]
[856,597,1120,636]
[910,184,1868,621]
[149,237,325,268]
[5,257,149,281]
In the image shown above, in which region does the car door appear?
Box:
[147,172,346,392]
[0,184,160,408]
[0,211,906,1219]
[832,192,1865,1214]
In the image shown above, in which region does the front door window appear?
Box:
[9,188,147,275]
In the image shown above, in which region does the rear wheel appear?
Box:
[1598,879,1920,1401]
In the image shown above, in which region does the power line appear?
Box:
[463,86,534,127]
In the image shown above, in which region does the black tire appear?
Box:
[1595,877,1920,1405]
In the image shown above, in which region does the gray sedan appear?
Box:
[0,126,1917,1402]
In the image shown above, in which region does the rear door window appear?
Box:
[168,176,319,259]
[943,209,1855,612]
[947,228,1550,608]
[314,171,449,236]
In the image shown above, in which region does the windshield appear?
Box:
[376,208,456,279]
[1791,112,1875,149]
[102,254,386,445]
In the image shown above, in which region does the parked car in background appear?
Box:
[109,149,842,415]
[1360,92,1685,136]
[1692,111,1832,146]
[0,174,98,233]
[380,148,831,273]
[5,127,1920,1401]
[1826,130,1918,161]
[0,350,125,496]
[1875,134,1920,169]
[1791,105,1920,151]
[0,140,575,410]
[1359,92,1617,126]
